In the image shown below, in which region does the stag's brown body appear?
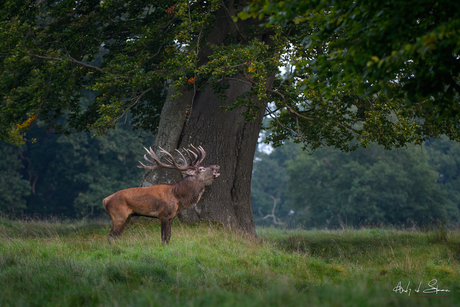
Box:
[103,145,220,244]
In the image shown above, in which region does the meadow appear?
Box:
[0,218,459,306]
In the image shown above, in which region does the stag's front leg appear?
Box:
[160,219,167,244]
[160,218,173,245]
[165,220,172,244]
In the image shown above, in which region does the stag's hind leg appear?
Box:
[108,215,132,244]
[105,198,134,244]
[108,217,131,243]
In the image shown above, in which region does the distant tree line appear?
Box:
[0,95,152,218]
[252,138,460,228]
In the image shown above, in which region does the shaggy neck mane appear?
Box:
[172,176,204,208]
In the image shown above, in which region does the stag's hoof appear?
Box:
[107,235,116,245]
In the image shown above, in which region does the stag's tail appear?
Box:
[102,195,112,211]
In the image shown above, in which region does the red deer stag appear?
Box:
[103,145,220,244]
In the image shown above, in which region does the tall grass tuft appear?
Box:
[427,221,450,244]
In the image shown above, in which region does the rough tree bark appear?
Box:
[139,2,275,236]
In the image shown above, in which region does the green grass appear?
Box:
[0,218,459,306]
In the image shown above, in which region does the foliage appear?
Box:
[264,85,460,152]
[0,0,179,141]
[244,0,460,117]
[1,219,459,306]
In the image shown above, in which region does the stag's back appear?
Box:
[103,185,176,217]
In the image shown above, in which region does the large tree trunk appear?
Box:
[139,2,275,236]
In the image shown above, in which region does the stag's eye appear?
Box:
[199,167,205,172]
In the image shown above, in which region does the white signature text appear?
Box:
[393,279,450,296]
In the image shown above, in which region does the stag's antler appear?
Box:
[185,145,206,166]
[138,145,206,171]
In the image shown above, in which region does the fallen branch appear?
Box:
[261,195,285,225]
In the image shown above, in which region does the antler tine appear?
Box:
[145,147,162,164]
[138,147,164,169]
[197,145,206,165]
[143,154,155,165]
[189,144,206,165]
[137,160,155,169]
[137,147,170,170]
[184,147,194,162]
[138,147,170,169]
[175,149,188,166]
[186,148,198,160]
[158,147,181,168]
[187,146,200,165]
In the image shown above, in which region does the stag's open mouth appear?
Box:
[213,165,220,179]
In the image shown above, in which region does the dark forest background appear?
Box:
[252,137,460,228]
[1,118,460,228]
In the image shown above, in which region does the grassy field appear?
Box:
[0,218,459,306]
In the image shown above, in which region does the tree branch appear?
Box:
[265,106,313,143]
[26,52,104,72]
[244,73,361,137]
[109,84,155,126]
[2,51,155,80]
[335,121,362,136]
[139,43,164,67]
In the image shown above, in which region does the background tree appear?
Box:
[0,142,30,213]
[286,143,458,227]
[425,136,460,210]
[251,144,290,225]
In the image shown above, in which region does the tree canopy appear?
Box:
[1,0,200,142]
[244,0,460,117]
[2,0,460,153]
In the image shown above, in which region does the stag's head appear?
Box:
[138,145,220,186]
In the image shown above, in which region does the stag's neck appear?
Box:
[172,176,206,211]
